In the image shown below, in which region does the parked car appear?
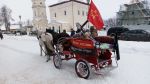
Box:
[30,31,37,36]
[107,27,129,37]
[120,29,150,41]
[14,31,27,35]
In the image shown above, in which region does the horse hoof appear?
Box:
[46,58,51,62]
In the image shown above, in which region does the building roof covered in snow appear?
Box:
[49,0,88,7]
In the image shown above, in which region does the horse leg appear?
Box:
[40,45,42,56]
[46,49,51,62]
[46,55,50,62]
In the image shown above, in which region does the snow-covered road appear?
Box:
[0,34,150,84]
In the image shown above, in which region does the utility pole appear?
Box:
[19,15,22,29]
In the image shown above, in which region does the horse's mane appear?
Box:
[46,29,70,45]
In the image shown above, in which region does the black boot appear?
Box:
[46,56,51,62]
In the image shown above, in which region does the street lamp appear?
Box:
[19,15,22,29]
[19,15,21,21]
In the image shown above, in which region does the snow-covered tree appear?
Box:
[105,17,117,27]
[0,5,12,31]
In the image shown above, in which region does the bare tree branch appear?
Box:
[0,5,12,31]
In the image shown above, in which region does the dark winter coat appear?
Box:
[0,32,3,40]
[71,30,75,36]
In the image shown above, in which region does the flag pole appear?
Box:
[80,0,90,31]
[81,20,88,32]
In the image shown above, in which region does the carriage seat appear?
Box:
[94,36,114,44]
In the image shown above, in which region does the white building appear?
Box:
[31,0,48,31]
[48,0,92,32]
[0,23,20,32]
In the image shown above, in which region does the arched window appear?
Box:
[42,12,45,16]
[78,10,80,15]
[59,26,61,33]
[64,11,67,15]
[35,11,36,16]
[82,11,84,16]
[55,13,56,17]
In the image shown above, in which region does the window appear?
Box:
[58,26,61,33]
[136,30,142,34]
[82,11,84,16]
[64,11,67,15]
[128,31,135,34]
[141,30,147,34]
[131,11,134,15]
[137,24,140,25]
[54,13,56,17]
[42,12,44,15]
[35,11,36,16]
[78,10,80,15]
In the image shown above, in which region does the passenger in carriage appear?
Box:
[91,29,98,38]
[82,29,97,45]
[57,29,70,38]
[83,31,91,39]
[90,26,98,38]
[72,28,82,37]
[90,27,112,65]
[70,28,75,36]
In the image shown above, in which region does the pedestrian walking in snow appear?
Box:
[0,30,3,40]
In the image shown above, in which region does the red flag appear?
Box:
[87,0,104,30]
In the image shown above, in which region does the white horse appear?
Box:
[37,30,54,61]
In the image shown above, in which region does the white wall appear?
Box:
[49,1,93,32]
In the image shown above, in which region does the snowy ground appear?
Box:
[0,33,150,84]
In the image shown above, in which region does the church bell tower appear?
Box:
[31,0,48,31]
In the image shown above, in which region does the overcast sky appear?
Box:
[1,0,147,22]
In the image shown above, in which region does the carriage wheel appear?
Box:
[75,60,90,79]
[53,53,62,69]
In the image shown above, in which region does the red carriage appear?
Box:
[53,35,120,79]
